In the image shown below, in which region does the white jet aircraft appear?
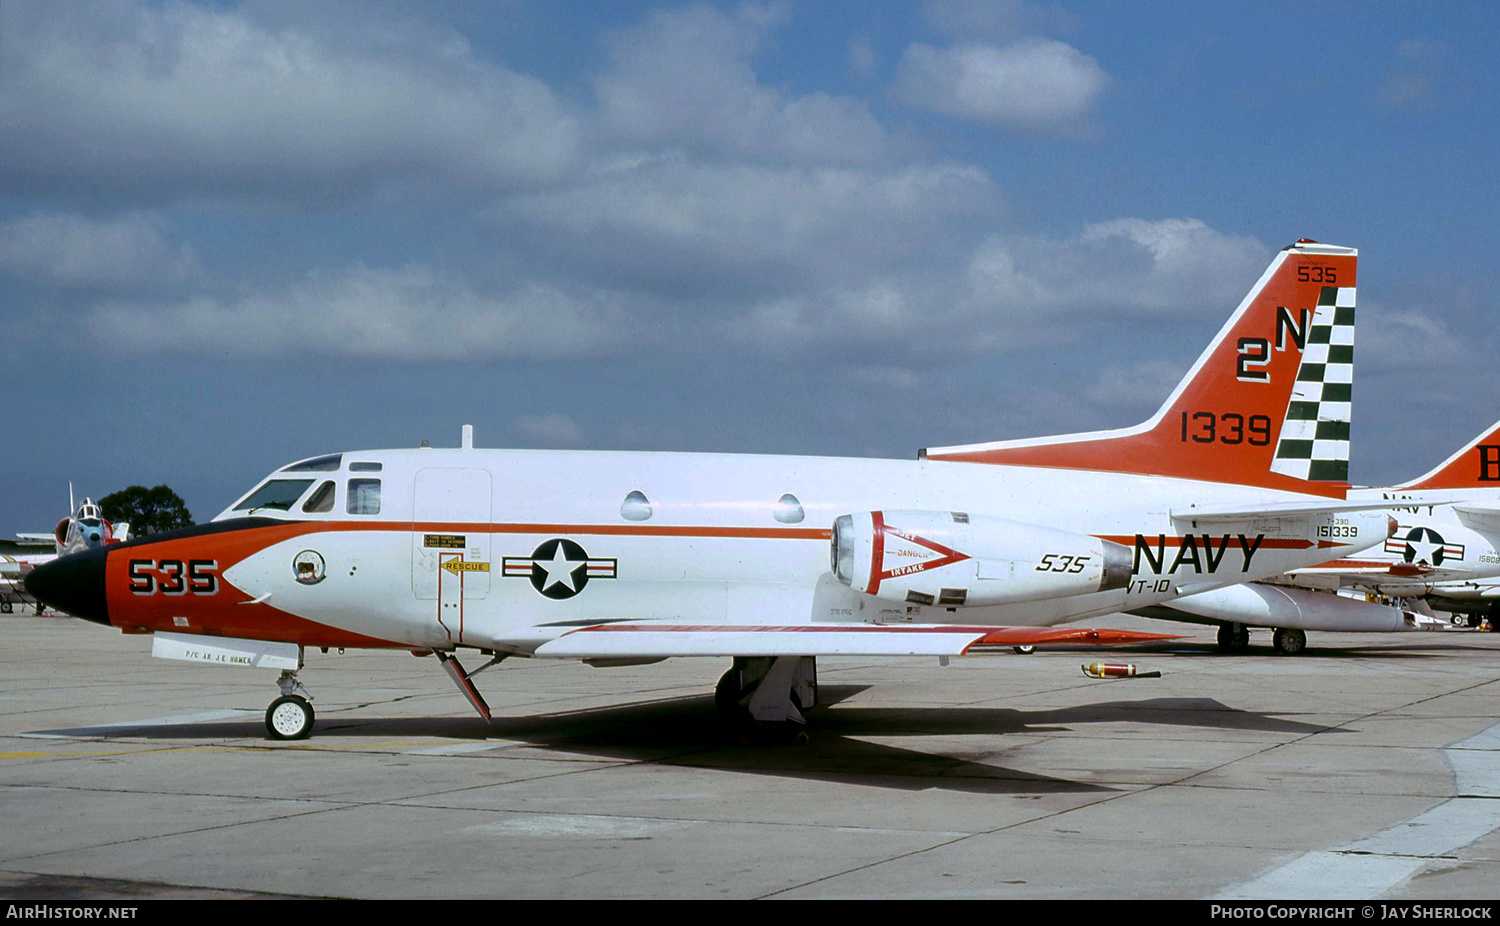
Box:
[1341,419,1500,622]
[27,240,1400,740]
[2,493,126,613]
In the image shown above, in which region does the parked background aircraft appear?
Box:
[1,536,54,614]
[27,240,1399,740]
[1129,419,1500,652]
[1344,418,1500,623]
[1,492,127,613]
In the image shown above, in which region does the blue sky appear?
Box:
[3,0,1497,532]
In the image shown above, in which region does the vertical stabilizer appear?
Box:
[924,240,1357,497]
[1394,419,1500,490]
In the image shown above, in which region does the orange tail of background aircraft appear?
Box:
[1393,418,1500,490]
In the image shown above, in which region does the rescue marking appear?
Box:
[442,559,490,575]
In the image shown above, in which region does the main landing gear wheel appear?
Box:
[0,602,11,614]
[715,667,750,722]
[1216,623,1250,652]
[1012,644,1036,655]
[716,658,813,743]
[266,695,315,740]
[1272,627,1307,656]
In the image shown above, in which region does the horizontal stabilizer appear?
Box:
[1455,505,1500,539]
[532,623,1180,659]
[1169,498,1436,524]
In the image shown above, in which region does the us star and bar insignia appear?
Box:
[503,538,618,599]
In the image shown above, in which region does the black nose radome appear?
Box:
[25,547,109,626]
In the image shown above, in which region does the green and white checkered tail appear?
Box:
[1269,285,1355,482]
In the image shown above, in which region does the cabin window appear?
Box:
[349,461,382,472]
[773,493,805,524]
[620,490,653,521]
[281,454,342,473]
[347,479,382,515]
[233,479,315,513]
[302,480,336,513]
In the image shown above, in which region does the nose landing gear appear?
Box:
[265,669,314,740]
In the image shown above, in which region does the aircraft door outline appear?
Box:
[412,468,492,644]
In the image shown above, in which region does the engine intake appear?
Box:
[832,510,1132,607]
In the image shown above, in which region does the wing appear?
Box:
[530,622,1180,659]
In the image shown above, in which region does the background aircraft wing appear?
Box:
[530,623,1179,658]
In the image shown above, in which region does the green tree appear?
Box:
[99,485,194,536]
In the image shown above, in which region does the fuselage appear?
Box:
[25,443,1389,654]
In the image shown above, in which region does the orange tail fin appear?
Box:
[924,240,1357,498]
[1394,419,1500,490]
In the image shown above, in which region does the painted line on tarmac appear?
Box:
[1215,720,1500,900]
[405,742,506,756]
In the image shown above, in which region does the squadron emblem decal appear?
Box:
[503,539,617,599]
[293,550,327,586]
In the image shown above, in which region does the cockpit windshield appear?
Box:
[281,454,342,473]
[232,479,315,513]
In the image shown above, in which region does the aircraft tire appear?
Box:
[1013,644,1036,655]
[1216,623,1251,652]
[266,695,315,740]
[1272,628,1307,656]
[1,602,11,614]
[715,667,748,720]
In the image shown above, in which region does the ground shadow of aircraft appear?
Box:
[26,685,1340,795]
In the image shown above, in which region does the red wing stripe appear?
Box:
[564,624,1182,644]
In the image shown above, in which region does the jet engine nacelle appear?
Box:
[831,510,1133,607]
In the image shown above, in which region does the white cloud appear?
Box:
[718,217,1270,357]
[513,413,587,448]
[1357,307,1470,368]
[507,160,998,289]
[966,218,1270,319]
[88,264,626,360]
[892,39,1107,129]
[1377,38,1447,109]
[0,212,195,288]
[0,1,580,201]
[594,3,888,165]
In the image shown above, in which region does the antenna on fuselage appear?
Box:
[462,424,473,450]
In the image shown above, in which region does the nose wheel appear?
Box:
[266,695,315,739]
[265,669,314,740]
